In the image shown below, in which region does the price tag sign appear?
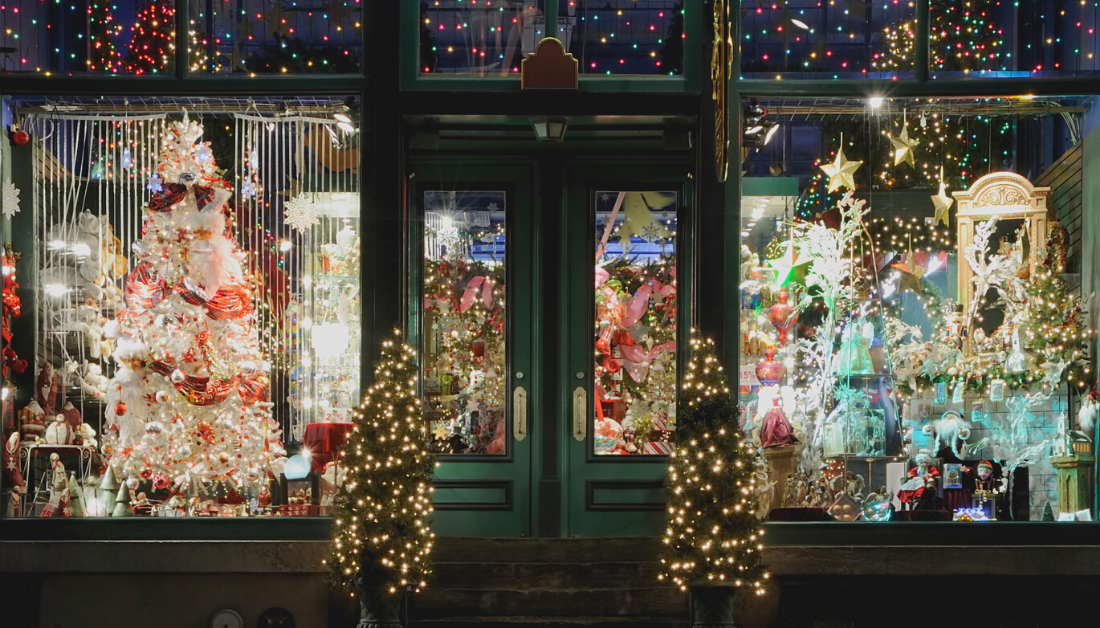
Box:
[739,367,760,387]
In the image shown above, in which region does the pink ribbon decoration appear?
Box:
[595,266,610,289]
[459,276,495,313]
[621,280,675,327]
[619,341,676,383]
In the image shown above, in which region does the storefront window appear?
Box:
[0,1,172,75]
[419,1,683,76]
[1,95,361,518]
[924,2,1100,78]
[422,191,507,455]
[189,0,363,74]
[593,190,678,455]
[421,1,544,75]
[740,0,915,80]
[0,1,362,76]
[571,1,683,76]
[740,96,1095,522]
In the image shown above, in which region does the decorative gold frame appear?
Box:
[712,0,732,182]
[953,172,1051,308]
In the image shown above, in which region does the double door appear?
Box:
[408,156,692,537]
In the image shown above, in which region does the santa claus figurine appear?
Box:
[897,451,939,510]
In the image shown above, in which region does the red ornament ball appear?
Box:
[114,402,128,416]
[152,474,170,490]
[139,468,153,480]
[10,128,29,147]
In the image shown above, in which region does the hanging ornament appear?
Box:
[114,402,127,416]
[767,288,795,346]
[755,347,786,386]
[2,179,20,218]
[819,135,863,193]
[889,111,918,168]
[931,165,954,226]
[283,193,320,232]
[8,124,29,147]
[155,390,170,403]
[121,147,132,170]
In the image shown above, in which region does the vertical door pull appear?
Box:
[572,387,587,442]
[513,386,528,441]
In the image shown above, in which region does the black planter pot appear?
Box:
[689,585,737,628]
[356,586,406,628]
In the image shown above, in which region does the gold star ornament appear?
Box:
[931,168,954,226]
[890,121,918,168]
[819,140,863,193]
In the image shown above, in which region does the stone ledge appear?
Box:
[0,540,331,574]
[5,540,1100,576]
[765,545,1100,576]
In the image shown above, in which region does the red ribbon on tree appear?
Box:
[148,183,188,213]
[125,262,168,311]
[175,281,253,320]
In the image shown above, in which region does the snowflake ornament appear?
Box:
[284,193,320,231]
[147,174,164,193]
[2,179,19,218]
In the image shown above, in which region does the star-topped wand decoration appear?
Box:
[931,165,954,226]
[819,133,863,193]
[767,237,812,288]
[890,109,918,168]
[891,250,947,294]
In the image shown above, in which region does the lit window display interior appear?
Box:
[740,96,1097,523]
[593,190,678,455]
[1,95,362,518]
[422,190,508,455]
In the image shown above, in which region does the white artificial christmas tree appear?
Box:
[101,113,285,515]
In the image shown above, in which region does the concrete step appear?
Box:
[431,538,662,564]
[429,561,664,591]
[409,617,688,628]
[410,588,687,620]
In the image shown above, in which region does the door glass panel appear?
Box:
[593,191,678,455]
[423,191,507,455]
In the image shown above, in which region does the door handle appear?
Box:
[572,386,587,442]
[513,386,527,442]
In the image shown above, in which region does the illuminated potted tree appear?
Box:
[328,331,435,627]
[659,333,769,626]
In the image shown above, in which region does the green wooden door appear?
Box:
[409,159,538,537]
[561,160,693,537]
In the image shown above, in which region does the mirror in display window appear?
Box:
[593,191,678,456]
[1,96,362,519]
[739,96,1096,524]
[422,191,507,455]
